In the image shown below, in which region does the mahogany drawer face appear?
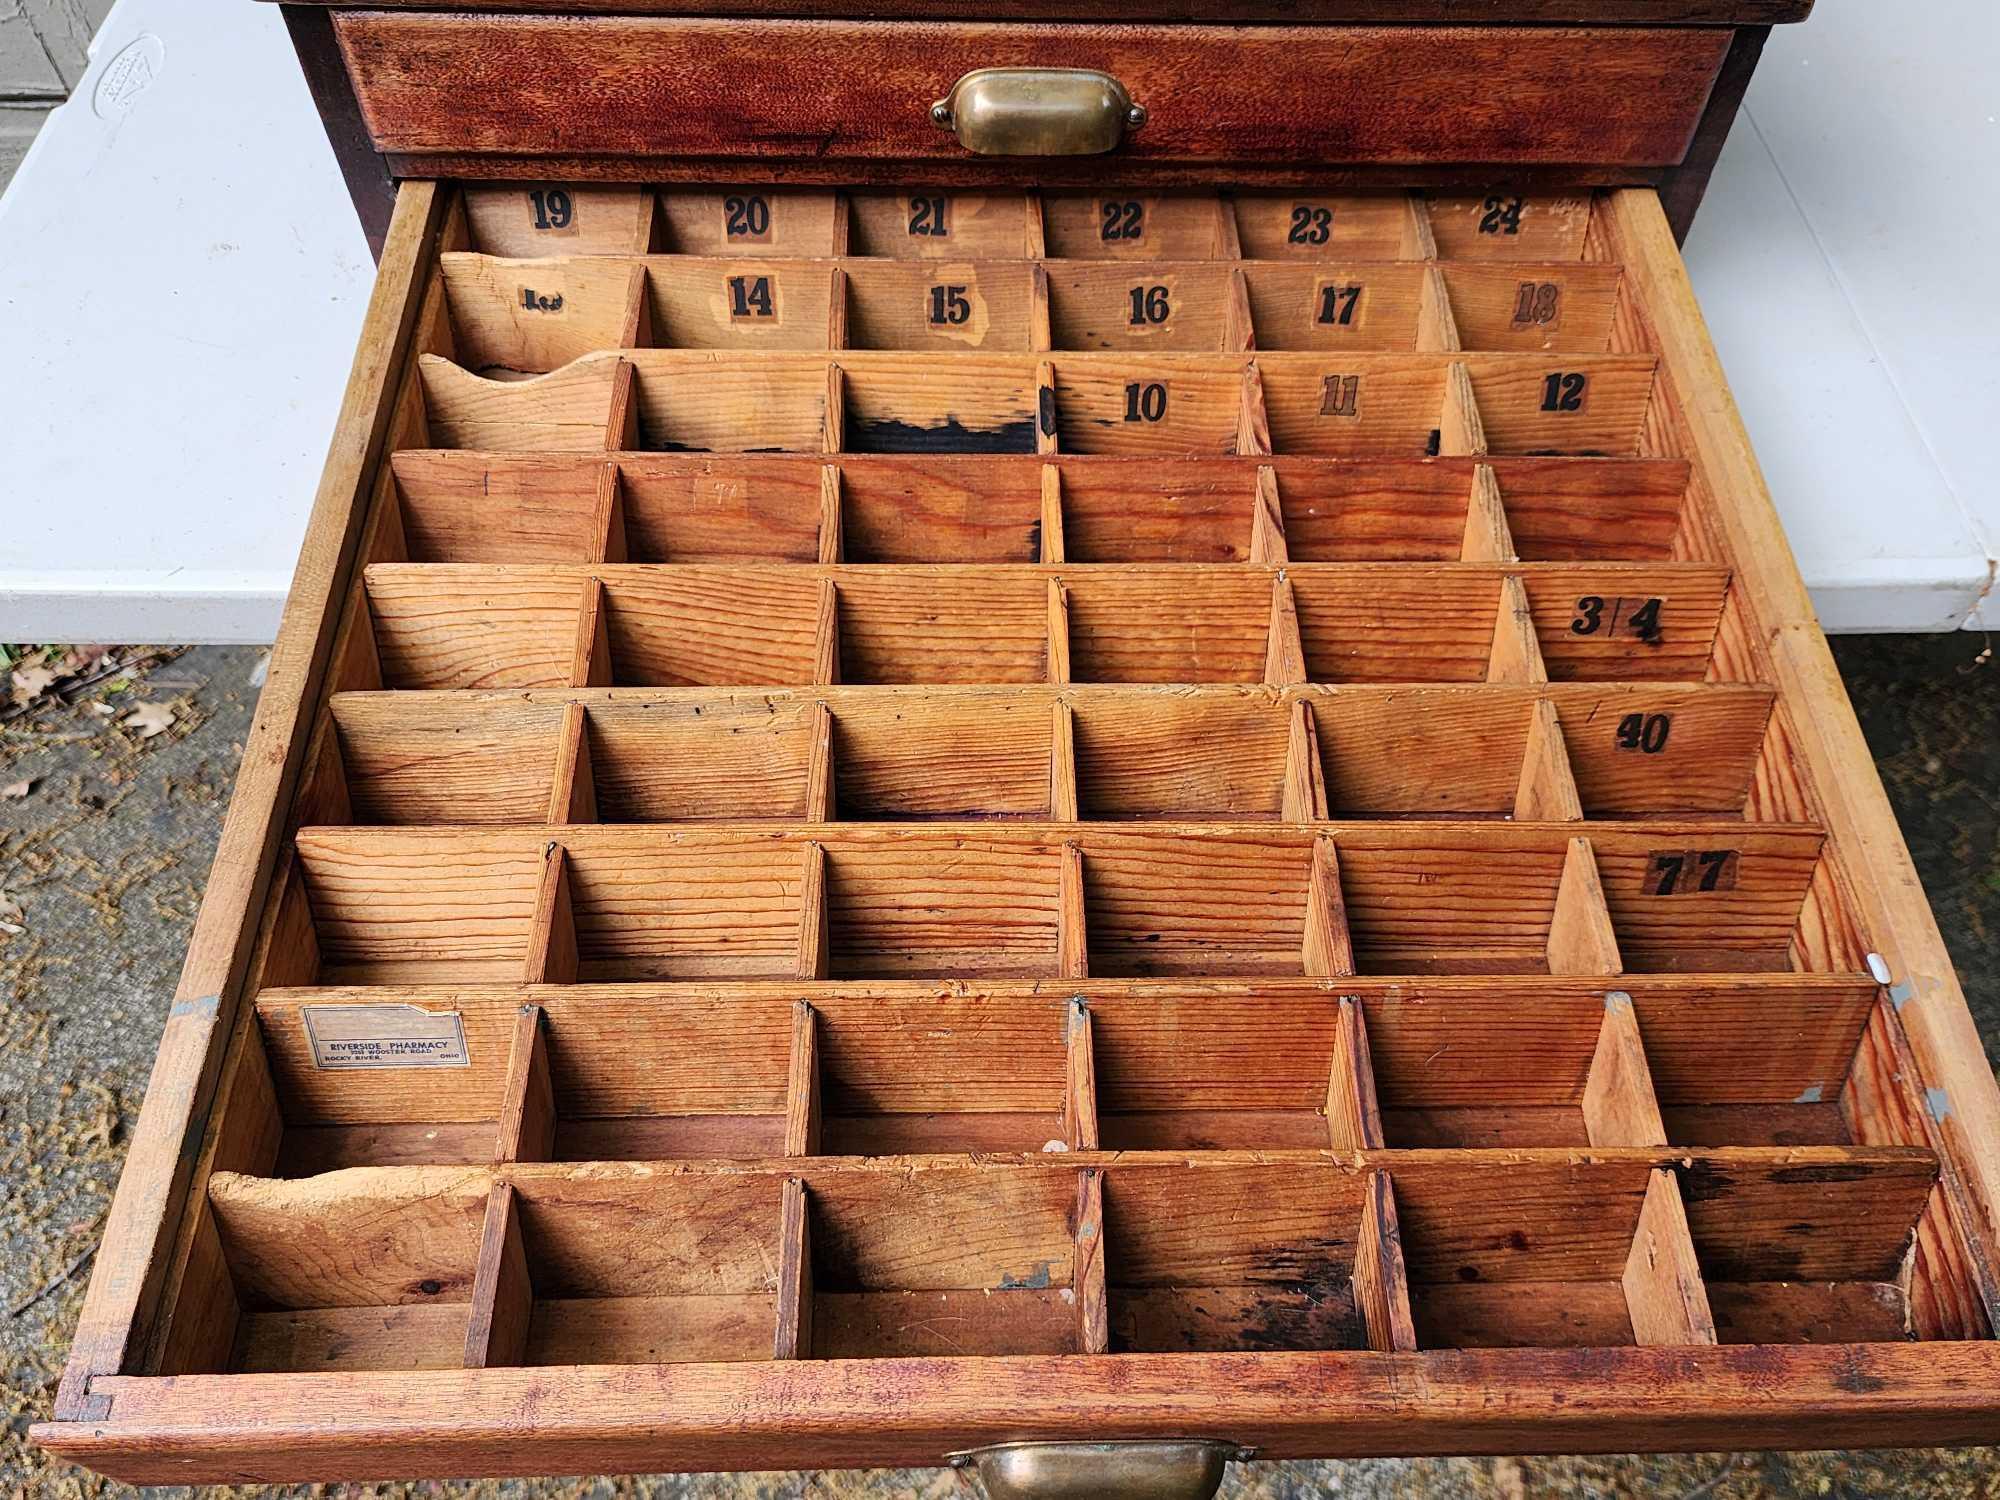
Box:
[35,180,2000,1487]
[331,17,1732,171]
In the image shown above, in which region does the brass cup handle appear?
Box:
[929,67,1147,156]
[948,1440,1252,1499]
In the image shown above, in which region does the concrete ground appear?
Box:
[2,634,1996,1499]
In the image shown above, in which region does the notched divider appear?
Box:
[548,703,598,824]
[615,264,651,353]
[1514,699,1584,822]
[1065,997,1099,1151]
[813,578,841,687]
[823,362,845,454]
[294,711,353,831]
[1264,571,1307,688]
[1459,464,1516,564]
[1050,701,1079,822]
[497,1003,556,1165]
[1440,363,1487,458]
[1224,268,1256,354]
[797,842,830,981]
[604,359,640,451]
[462,1181,532,1369]
[523,846,579,987]
[775,1177,814,1359]
[1548,836,1623,977]
[1047,578,1073,685]
[1059,844,1089,980]
[591,462,628,564]
[1074,1167,1110,1355]
[1039,464,1066,564]
[1248,465,1287,565]
[1355,1172,1419,1352]
[1327,996,1383,1151]
[1024,192,1047,260]
[569,576,613,688]
[1304,834,1356,979]
[1237,360,1273,457]
[1486,574,1548,685]
[1030,263,1053,354]
[817,465,843,565]
[805,701,835,823]
[1283,699,1329,823]
[785,1001,821,1157]
[826,264,850,352]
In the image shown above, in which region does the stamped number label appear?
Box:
[1513,281,1562,329]
[724,193,773,243]
[728,274,777,321]
[1541,371,1589,413]
[1615,711,1672,753]
[1648,849,1739,896]
[1570,595,1663,643]
[908,195,949,238]
[1315,283,1363,328]
[927,283,972,326]
[1128,284,1170,326]
[1123,381,1168,422]
[1480,195,1525,236]
[1101,199,1146,242]
[518,286,565,313]
[1289,204,1333,245]
[527,187,574,234]
[1320,374,1361,418]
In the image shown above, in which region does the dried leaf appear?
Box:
[0,890,22,927]
[9,663,58,705]
[0,777,35,800]
[124,703,176,739]
[87,700,117,719]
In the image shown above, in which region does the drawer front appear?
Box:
[34,177,2000,1486]
[333,16,1731,168]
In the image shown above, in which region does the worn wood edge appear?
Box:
[273,1,1816,23]
[1602,187,2000,1320]
[49,181,450,1421]
[37,1341,2000,1487]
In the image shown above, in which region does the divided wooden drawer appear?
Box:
[33,178,2000,1486]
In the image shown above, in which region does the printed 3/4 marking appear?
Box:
[1570,595,1663,643]
[1647,849,1738,896]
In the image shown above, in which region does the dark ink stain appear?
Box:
[848,416,1037,455]
[1457,1264,1482,1283]
[1833,1352,1889,1394]
[1038,386,1057,437]
[416,1279,444,1296]
[1506,1230,1530,1252]
[1425,428,1442,457]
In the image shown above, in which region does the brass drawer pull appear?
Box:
[929,67,1146,156]
[949,1440,1250,1498]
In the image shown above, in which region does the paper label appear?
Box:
[303,1004,470,1070]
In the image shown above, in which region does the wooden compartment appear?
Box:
[39,173,2000,1488]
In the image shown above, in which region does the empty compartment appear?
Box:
[1679,1147,1936,1345]
[390,452,613,565]
[460,184,654,258]
[1289,568,1503,684]
[1063,571,1271,683]
[1258,355,1449,458]
[1335,833,1566,974]
[624,352,831,453]
[1639,981,1878,1147]
[655,187,841,256]
[1398,1161,1655,1348]
[805,1165,1090,1357]
[831,692,1056,819]
[586,697,818,822]
[813,995,1070,1154]
[1041,194,1231,259]
[841,262,1036,352]
[324,694,567,825]
[1102,1162,1390,1352]
[1051,358,1243,457]
[207,1166,488,1373]
[1272,461,1474,562]
[1082,831,1312,977]
[1071,692,1290,820]
[641,259,836,350]
[823,835,1062,978]
[436,254,637,377]
[1483,458,1689,563]
[564,833,808,980]
[838,458,1043,562]
[1424,194,1592,262]
[414,354,620,452]
[286,829,546,985]
[845,191,1035,258]
[1044,263,1232,352]
[364,564,590,691]
[842,354,1039,454]
[1308,688,1534,816]
[599,568,821,686]
[834,571,1048,684]
[1232,194,1421,260]
[1439,263,1622,353]
[510,1170,789,1363]
[618,456,825,563]
[1240,264,1425,351]
[1090,993,1339,1150]
[1057,461,1258,563]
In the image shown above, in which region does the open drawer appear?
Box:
[33,179,2000,1487]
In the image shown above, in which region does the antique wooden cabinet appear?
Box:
[36,1,2000,1491]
